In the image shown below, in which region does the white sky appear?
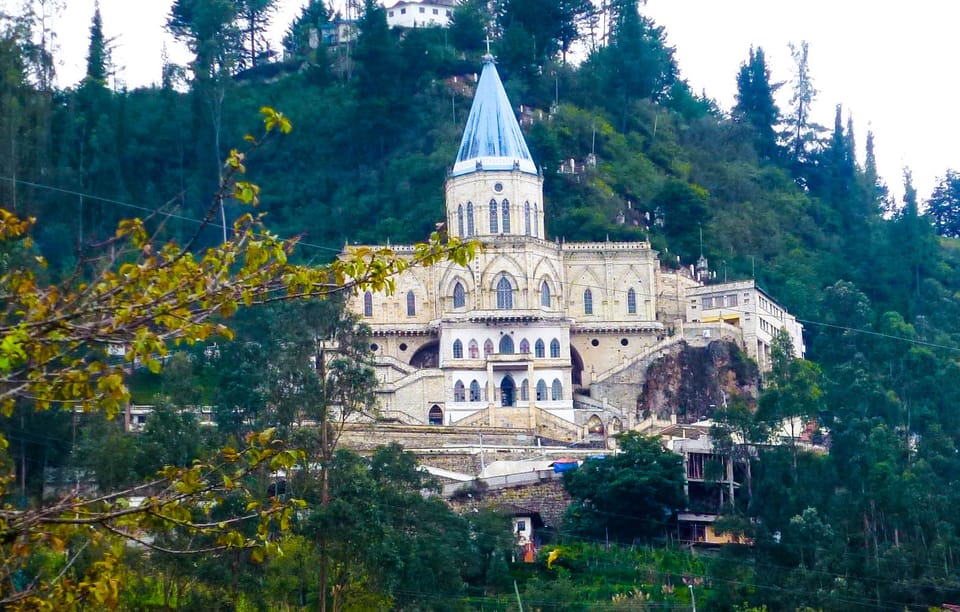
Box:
[20,0,960,202]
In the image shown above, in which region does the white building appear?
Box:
[385,0,455,28]
[685,280,805,372]
[344,55,803,440]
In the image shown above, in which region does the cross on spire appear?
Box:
[484,35,492,55]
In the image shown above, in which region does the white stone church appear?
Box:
[345,55,803,442]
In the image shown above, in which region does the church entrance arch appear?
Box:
[410,341,439,369]
[570,346,584,386]
[501,375,516,407]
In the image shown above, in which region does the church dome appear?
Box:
[451,55,538,177]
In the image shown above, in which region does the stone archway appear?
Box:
[570,346,584,386]
[501,375,516,407]
[410,341,439,369]
[428,405,443,425]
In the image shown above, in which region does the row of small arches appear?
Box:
[361,283,639,317]
[453,377,563,404]
[453,337,561,358]
[456,200,539,238]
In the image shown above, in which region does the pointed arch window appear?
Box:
[519,338,530,354]
[550,338,561,358]
[453,282,466,309]
[363,291,373,317]
[406,290,416,316]
[457,204,464,237]
[496,275,513,310]
[429,405,443,425]
[466,202,475,236]
[499,335,514,354]
[469,380,481,401]
[520,379,529,401]
[468,340,479,359]
[540,280,551,308]
[483,339,494,357]
[536,379,548,401]
[535,339,545,358]
[489,199,499,233]
[501,199,511,233]
[524,201,531,235]
[454,380,465,402]
[551,378,562,401]
[627,287,637,314]
[501,375,515,406]
[583,289,593,315]
[532,204,539,237]
[453,339,463,359]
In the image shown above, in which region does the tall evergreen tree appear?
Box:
[926,169,960,237]
[785,40,818,169]
[83,3,108,87]
[732,46,780,161]
[234,0,278,68]
[282,0,329,61]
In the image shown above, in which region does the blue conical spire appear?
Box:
[452,55,537,177]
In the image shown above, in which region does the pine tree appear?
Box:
[282,0,329,60]
[785,40,818,167]
[732,46,780,161]
[234,0,278,68]
[84,3,108,87]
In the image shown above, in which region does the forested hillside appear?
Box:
[3,0,960,609]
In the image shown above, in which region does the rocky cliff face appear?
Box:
[638,340,758,423]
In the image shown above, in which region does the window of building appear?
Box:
[702,296,713,309]
[454,380,465,401]
[536,380,547,401]
[432,8,438,14]
[501,199,511,233]
[446,9,451,15]
[550,338,561,358]
[499,335,514,354]
[457,204,464,237]
[535,339,545,358]
[400,7,406,14]
[453,282,465,308]
[363,291,373,317]
[468,340,479,358]
[532,204,538,237]
[466,202,475,236]
[489,199,498,233]
[501,375,515,406]
[726,294,738,307]
[428,405,443,425]
[453,339,463,358]
[524,201,531,235]
[583,289,593,315]
[388,10,394,17]
[496,275,513,309]
[419,6,424,12]
[484,339,494,356]
[406,290,416,316]
[469,380,481,401]
[520,379,529,401]
[627,287,637,314]
[551,378,562,401]
[540,280,550,307]
[519,338,530,354]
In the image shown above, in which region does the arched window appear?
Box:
[429,405,443,425]
[499,335,514,354]
[466,202,475,236]
[452,339,463,358]
[501,375,515,406]
[519,338,530,354]
[536,379,548,401]
[627,287,637,314]
[489,199,498,233]
[535,339,545,358]
[532,204,538,237]
[468,340,479,359]
[483,339,494,357]
[453,282,466,309]
[550,338,561,358]
[587,414,604,434]
[496,275,513,309]
[551,378,562,401]
[363,291,373,317]
[457,204,464,237]
[406,290,416,316]
[524,201,531,235]
[540,280,551,307]
[520,379,529,401]
[454,380,465,402]
[583,289,593,315]
[469,380,481,401]
[501,199,511,233]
